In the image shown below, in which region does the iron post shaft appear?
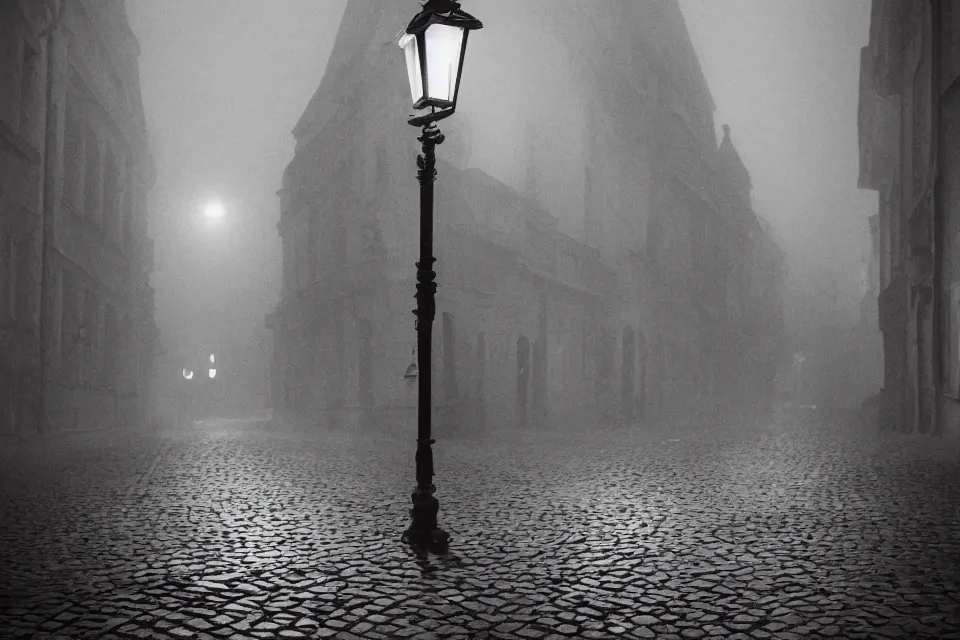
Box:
[405,122,449,550]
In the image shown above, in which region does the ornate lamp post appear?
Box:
[398,0,482,550]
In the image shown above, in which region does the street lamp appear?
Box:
[398,0,482,551]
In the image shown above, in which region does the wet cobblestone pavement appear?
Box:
[2,412,960,639]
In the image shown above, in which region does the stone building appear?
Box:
[268,0,786,433]
[0,0,158,440]
[708,126,787,415]
[858,0,959,435]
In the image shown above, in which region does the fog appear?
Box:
[682,0,874,283]
[679,0,881,407]
[127,0,349,416]
[11,4,956,634]
[126,0,879,421]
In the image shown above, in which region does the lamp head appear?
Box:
[399,0,483,126]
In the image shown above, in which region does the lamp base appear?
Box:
[408,108,455,128]
[402,487,450,552]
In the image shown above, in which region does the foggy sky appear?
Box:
[127,0,348,399]
[126,0,873,400]
[680,0,876,312]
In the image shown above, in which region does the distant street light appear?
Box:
[397,0,482,552]
[204,199,226,223]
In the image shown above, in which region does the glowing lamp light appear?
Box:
[182,369,194,380]
[208,368,217,379]
[204,199,226,222]
[399,0,482,125]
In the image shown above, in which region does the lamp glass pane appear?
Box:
[424,23,464,103]
[398,33,423,105]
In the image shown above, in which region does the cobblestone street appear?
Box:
[2,412,960,639]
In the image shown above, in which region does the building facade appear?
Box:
[0,0,158,440]
[859,0,960,435]
[269,0,786,433]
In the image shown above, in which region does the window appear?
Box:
[63,96,84,208]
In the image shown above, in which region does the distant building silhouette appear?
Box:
[268,0,786,433]
[0,1,158,440]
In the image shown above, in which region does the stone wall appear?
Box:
[0,1,157,440]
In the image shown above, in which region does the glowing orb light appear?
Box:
[204,199,226,222]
